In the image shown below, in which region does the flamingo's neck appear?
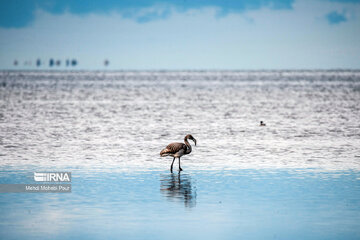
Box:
[184,138,192,154]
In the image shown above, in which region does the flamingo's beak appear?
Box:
[193,138,197,146]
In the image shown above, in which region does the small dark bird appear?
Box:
[260,121,266,126]
[160,134,197,172]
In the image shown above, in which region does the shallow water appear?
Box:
[1,169,360,240]
[0,70,360,171]
[0,71,360,239]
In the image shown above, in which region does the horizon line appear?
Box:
[1,68,360,72]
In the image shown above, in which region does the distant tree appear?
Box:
[71,59,77,66]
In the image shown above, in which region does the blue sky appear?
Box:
[0,0,359,69]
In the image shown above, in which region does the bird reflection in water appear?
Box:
[160,173,196,208]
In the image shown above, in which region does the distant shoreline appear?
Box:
[1,69,360,72]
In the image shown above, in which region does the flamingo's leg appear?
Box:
[179,157,183,171]
[170,157,175,172]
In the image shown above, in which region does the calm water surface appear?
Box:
[0,71,360,239]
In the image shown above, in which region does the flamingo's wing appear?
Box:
[160,142,186,156]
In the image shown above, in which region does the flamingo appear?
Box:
[160,134,197,172]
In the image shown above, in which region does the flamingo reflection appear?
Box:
[160,173,196,208]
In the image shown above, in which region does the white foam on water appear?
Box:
[0,70,359,171]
